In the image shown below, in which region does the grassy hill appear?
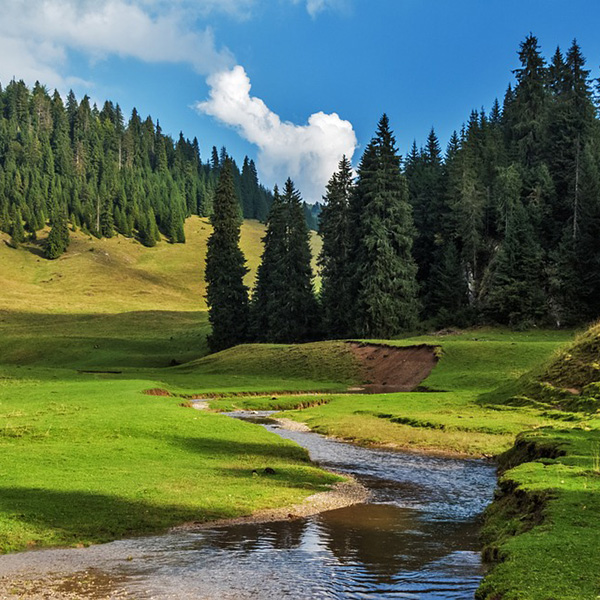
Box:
[0,217,322,313]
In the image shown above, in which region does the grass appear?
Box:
[0,218,335,554]
[0,217,322,313]
[206,327,600,597]
[211,329,578,456]
[2,219,600,597]
[477,428,600,600]
[0,374,340,553]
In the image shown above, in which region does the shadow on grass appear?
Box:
[0,486,215,550]
[0,310,209,369]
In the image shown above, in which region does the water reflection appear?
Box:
[0,413,496,599]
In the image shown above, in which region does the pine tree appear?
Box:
[252,180,318,343]
[9,208,25,247]
[45,209,70,259]
[282,178,319,342]
[351,115,419,337]
[205,160,250,352]
[251,186,287,341]
[484,201,545,326]
[427,241,469,327]
[318,156,354,338]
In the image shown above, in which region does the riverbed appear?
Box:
[0,412,496,599]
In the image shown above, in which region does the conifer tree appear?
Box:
[205,160,250,352]
[485,201,545,326]
[9,209,25,247]
[282,178,319,342]
[45,209,70,259]
[318,156,354,338]
[351,115,419,337]
[252,186,287,341]
[252,180,318,343]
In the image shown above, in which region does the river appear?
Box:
[0,412,497,599]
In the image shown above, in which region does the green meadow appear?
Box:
[2,223,600,598]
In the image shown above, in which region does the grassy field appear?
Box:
[2,219,600,598]
[211,329,579,456]
[0,217,322,313]
[0,218,336,554]
[207,327,600,598]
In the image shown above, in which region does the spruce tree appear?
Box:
[251,186,287,341]
[205,160,250,352]
[9,209,25,247]
[351,115,419,337]
[252,180,318,343]
[485,201,545,326]
[318,156,354,338]
[282,178,319,342]
[45,209,70,259]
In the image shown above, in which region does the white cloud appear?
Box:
[291,0,350,17]
[0,0,234,91]
[197,65,357,202]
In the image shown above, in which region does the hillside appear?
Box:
[0,216,322,314]
[483,321,600,412]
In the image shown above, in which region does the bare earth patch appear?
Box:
[348,342,440,393]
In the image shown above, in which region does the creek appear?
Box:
[0,411,497,599]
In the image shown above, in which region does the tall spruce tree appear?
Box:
[205,160,250,352]
[484,201,545,326]
[251,186,287,341]
[318,156,354,338]
[351,115,419,337]
[283,179,319,342]
[252,180,318,343]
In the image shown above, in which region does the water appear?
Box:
[0,412,497,599]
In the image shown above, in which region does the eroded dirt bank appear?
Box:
[347,342,440,393]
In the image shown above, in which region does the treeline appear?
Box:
[0,80,276,257]
[321,34,600,332]
[400,35,600,328]
[207,35,600,350]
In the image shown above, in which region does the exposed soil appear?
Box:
[347,342,440,393]
[142,388,171,396]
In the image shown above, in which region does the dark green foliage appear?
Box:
[484,202,546,327]
[427,241,470,327]
[9,209,25,247]
[205,160,250,352]
[252,180,318,343]
[45,209,70,259]
[351,115,419,337]
[0,80,272,255]
[318,156,353,338]
[401,36,600,329]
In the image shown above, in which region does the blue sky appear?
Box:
[1,0,599,202]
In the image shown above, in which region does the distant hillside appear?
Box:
[0,216,322,313]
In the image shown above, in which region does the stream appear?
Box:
[0,412,497,599]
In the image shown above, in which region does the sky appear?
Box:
[1,0,600,202]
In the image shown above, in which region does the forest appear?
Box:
[0,79,321,257]
[2,35,600,341]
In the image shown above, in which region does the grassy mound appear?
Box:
[485,321,600,413]
[477,428,600,600]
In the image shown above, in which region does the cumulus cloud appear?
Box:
[0,0,234,90]
[197,65,357,202]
